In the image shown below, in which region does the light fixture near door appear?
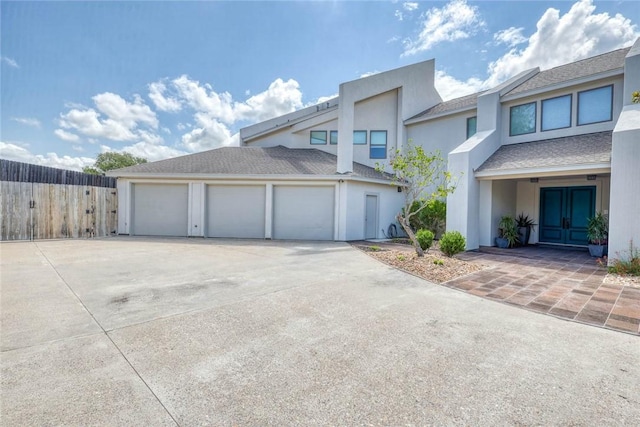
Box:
[587,175,597,180]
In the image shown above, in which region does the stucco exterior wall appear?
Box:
[344,181,404,241]
[406,112,476,155]
[352,89,399,169]
[609,104,640,260]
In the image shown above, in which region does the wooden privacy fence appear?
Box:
[1,160,118,241]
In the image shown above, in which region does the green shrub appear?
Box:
[407,199,447,237]
[439,231,466,257]
[369,245,381,252]
[397,254,407,261]
[416,229,434,251]
[433,259,444,266]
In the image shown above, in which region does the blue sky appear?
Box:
[1,0,638,170]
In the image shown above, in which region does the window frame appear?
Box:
[509,101,537,137]
[541,94,572,132]
[353,130,367,145]
[369,130,387,159]
[466,116,477,139]
[310,130,327,145]
[329,130,338,145]
[577,84,613,126]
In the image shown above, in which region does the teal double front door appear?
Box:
[539,186,595,246]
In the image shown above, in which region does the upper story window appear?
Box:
[466,116,477,139]
[370,131,387,159]
[510,102,536,136]
[353,130,367,145]
[578,85,613,126]
[541,94,572,131]
[330,130,338,145]
[310,130,327,145]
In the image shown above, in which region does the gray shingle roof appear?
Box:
[506,47,630,96]
[476,131,612,174]
[110,146,392,181]
[409,91,484,120]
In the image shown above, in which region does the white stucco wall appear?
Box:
[406,112,476,156]
[352,89,399,169]
[343,181,404,241]
[609,104,640,261]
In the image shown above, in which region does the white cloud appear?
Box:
[433,0,639,100]
[0,141,94,171]
[360,70,381,78]
[54,129,80,142]
[93,93,158,129]
[180,115,234,152]
[1,56,19,68]
[403,0,484,56]
[11,117,41,128]
[165,75,303,151]
[395,10,404,21]
[403,2,419,12]
[493,27,527,47]
[59,92,160,143]
[148,81,182,112]
[484,0,639,87]
[434,70,486,101]
[238,78,304,122]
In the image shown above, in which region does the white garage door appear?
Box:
[273,186,335,240]
[207,185,266,238]
[132,184,188,236]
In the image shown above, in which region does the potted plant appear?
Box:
[586,212,608,257]
[496,215,519,248]
[516,213,536,246]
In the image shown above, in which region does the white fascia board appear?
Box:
[404,105,477,125]
[242,105,339,143]
[475,163,611,180]
[290,109,339,133]
[500,68,623,103]
[110,172,396,186]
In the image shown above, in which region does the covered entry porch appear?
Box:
[474,131,612,248]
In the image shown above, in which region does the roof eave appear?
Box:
[108,172,395,185]
[475,162,611,180]
[404,105,477,125]
[501,68,624,102]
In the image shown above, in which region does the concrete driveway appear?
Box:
[2,238,639,425]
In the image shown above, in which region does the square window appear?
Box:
[353,130,367,145]
[310,130,327,145]
[330,130,338,145]
[578,85,613,125]
[542,94,572,131]
[370,130,387,159]
[510,102,536,136]
[466,116,477,139]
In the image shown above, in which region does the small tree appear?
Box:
[377,142,458,257]
[83,152,147,175]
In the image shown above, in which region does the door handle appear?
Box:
[562,217,571,229]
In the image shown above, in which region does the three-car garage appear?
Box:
[127,182,336,240]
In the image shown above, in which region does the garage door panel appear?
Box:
[273,186,334,240]
[132,184,188,236]
[207,185,265,238]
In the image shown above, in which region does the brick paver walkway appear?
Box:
[447,246,640,335]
